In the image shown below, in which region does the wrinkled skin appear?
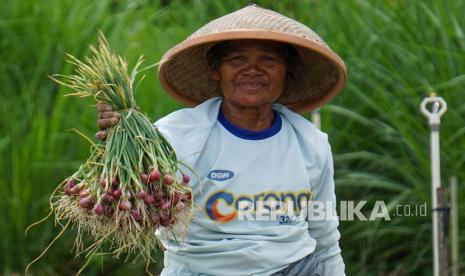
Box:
[95,103,120,140]
[212,40,288,131]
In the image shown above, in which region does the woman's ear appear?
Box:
[211,69,220,81]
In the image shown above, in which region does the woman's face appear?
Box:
[212,40,288,109]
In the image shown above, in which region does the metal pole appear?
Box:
[450,176,459,276]
[437,187,450,275]
[421,93,447,276]
[312,108,321,129]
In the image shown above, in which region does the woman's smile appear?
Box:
[236,80,267,91]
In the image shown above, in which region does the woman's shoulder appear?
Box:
[153,98,222,164]
[275,104,331,162]
[155,97,222,129]
[274,104,328,141]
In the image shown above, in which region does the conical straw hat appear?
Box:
[158,4,347,113]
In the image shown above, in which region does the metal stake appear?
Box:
[311,108,321,129]
[450,176,459,276]
[421,93,447,276]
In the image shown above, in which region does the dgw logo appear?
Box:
[208,170,234,181]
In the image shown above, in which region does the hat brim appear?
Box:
[158,30,347,114]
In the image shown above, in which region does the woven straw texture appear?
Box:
[158,5,347,113]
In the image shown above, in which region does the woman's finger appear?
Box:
[95,130,107,140]
[99,111,120,119]
[97,103,114,112]
[98,117,119,129]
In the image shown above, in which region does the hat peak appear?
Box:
[188,5,328,48]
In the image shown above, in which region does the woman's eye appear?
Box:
[263,55,276,61]
[226,55,246,65]
[261,55,280,65]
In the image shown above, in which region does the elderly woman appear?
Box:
[97,5,346,276]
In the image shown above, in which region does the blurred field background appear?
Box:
[1,0,464,275]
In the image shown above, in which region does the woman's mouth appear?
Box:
[236,81,266,91]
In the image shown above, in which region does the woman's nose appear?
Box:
[242,60,263,76]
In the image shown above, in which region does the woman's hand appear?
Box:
[96,103,120,140]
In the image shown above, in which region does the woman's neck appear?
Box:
[220,101,275,131]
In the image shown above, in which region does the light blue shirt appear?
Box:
[156,98,345,276]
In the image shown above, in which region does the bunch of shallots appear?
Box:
[27,33,193,273]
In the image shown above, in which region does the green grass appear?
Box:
[1,0,464,275]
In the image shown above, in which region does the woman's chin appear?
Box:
[232,96,271,108]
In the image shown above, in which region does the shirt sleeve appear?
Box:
[307,140,346,276]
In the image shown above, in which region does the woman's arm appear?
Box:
[307,141,346,276]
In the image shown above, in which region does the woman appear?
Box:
[97,5,347,276]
